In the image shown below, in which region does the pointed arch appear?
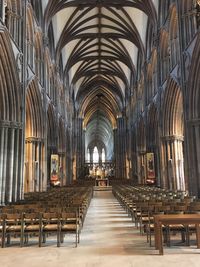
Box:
[186,34,200,196]
[24,79,44,193]
[0,28,21,122]
[162,78,183,137]
[161,77,185,190]
[25,79,43,138]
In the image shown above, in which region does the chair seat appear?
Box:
[141,217,149,222]
[149,224,166,229]
[43,224,58,231]
[61,224,77,231]
[7,225,21,231]
[167,224,184,229]
[25,225,40,231]
[188,224,197,229]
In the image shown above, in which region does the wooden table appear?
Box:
[154,214,200,255]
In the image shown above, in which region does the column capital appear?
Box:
[161,135,184,141]
[0,120,22,129]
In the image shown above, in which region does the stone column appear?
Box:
[161,135,184,191]
[75,117,84,179]
[6,128,15,203]
[115,117,127,179]
[113,128,118,178]
[0,127,5,205]
[185,121,200,196]
[12,129,19,202]
[1,127,8,204]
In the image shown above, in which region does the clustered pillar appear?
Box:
[75,117,85,179]
[0,123,23,205]
[114,116,127,179]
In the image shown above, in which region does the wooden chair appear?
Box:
[4,213,23,247]
[146,205,171,246]
[22,212,42,247]
[41,212,60,247]
[164,205,189,246]
[58,212,79,247]
[0,214,6,248]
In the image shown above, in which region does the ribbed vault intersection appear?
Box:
[43,0,157,162]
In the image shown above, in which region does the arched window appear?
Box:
[87,149,90,162]
[102,148,105,163]
[93,146,99,163]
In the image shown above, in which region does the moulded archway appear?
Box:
[0,28,23,204]
[161,78,185,190]
[25,79,45,193]
[186,34,200,196]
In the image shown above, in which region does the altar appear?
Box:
[95,178,109,187]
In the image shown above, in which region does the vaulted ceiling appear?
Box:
[43,0,158,157]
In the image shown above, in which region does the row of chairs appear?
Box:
[0,185,93,248]
[113,185,199,248]
[0,211,79,248]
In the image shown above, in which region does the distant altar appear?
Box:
[95,177,109,187]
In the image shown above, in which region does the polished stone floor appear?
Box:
[1,191,200,267]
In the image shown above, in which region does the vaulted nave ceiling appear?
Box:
[43,0,158,154]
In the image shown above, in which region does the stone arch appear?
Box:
[186,34,200,196]
[0,30,21,121]
[24,79,44,193]
[161,78,185,190]
[0,29,22,204]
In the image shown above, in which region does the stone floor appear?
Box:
[1,191,200,267]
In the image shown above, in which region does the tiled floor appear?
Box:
[1,191,200,267]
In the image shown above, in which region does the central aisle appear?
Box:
[1,190,200,267]
[81,190,150,254]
